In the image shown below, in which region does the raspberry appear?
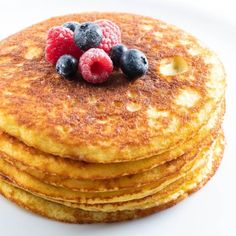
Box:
[79,48,113,84]
[96,20,121,53]
[45,26,83,64]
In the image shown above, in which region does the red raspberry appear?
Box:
[96,20,121,53]
[79,48,113,84]
[45,26,83,64]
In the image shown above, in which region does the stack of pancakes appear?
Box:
[0,13,226,223]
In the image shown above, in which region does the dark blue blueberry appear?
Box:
[56,55,78,78]
[109,44,127,67]
[74,22,102,51]
[63,22,80,32]
[120,49,148,79]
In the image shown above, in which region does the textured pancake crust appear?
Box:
[0,131,224,205]
[0,99,224,184]
[1,101,223,194]
[0,132,224,223]
[0,12,226,163]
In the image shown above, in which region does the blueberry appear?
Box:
[120,49,148,79]
[62,22,80,32]
[109,44,127,67]
[74,22,102,51]
[56,55,78,78]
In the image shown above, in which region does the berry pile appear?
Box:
[45,20,148,84]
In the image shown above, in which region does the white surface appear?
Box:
[0,0,236,235]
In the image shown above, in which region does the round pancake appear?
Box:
[6,144,205,192]
[0,180,185,223]
[51,132,224,212]
[5,115,221,193]
[0,133,223,223]
[0,100,224,181]
[30,147,210,210]
[0,13,226,163]
[0,131,222,204]
[0,153,199,204]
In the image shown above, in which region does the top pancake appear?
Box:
[0,12,225,163]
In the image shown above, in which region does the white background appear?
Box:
[0,0,236,236]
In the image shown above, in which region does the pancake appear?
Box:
[0,180,185,223]
[4,109,222,193]
[0,132,224,223]
[0,99,224,182]
[0,131,222,205]
[0,153,199,204]
[0,12,226,163]
[4,144,206,193]
[29,145,210,210]
[0,12,226,223]
[51,132,224,212]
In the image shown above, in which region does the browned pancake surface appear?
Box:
[0,13,225,163]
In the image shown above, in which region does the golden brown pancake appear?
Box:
[53,132,224,212]
[0,99,224,182]
[0,131,224,222]
[2,107,222,193]
[0,131,223,205]
[0,12,226,223]
[0,13,225,163]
